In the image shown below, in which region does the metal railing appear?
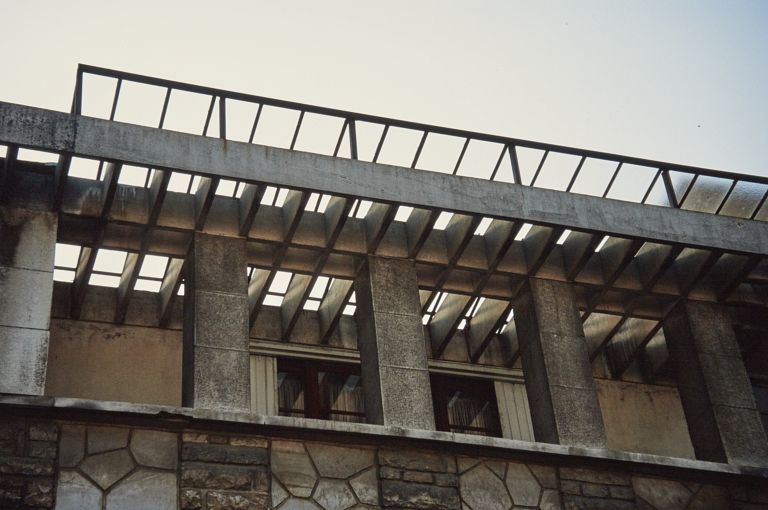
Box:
[71,64,768,221]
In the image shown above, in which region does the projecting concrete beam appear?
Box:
[2,102,767,256]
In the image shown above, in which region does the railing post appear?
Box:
[218,96,226,139]
[348,119,358,160]
[71,69,83,115]
[661,169,679,208]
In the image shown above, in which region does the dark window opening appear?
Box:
[431,375,501,437]
[277,358,366,423]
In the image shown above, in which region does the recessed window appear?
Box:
[431,375,502,437]
[277,359,366,423]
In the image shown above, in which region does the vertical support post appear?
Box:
[664,300,768,466]
[183,233,250,412]
[355,256,435,429]
[513,278,608,447]
[0,207,57,395]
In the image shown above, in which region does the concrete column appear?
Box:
[513,278,607,447]
[183,233,250,412]
[355,256,435,429]
[664,300,768,466]
[0,207,57,395]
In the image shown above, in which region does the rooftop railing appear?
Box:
[72,64,768,222]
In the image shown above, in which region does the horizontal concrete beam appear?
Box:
[2,102,767,256]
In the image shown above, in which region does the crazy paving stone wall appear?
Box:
[3,416,768,509]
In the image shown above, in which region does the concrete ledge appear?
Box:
[2,102,767,256]
[1,395,766,480]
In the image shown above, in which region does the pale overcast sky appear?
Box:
[2,0,767,177]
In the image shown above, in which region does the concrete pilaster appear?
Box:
[0,207,57,395]
[183,233,250,412]
[355,256,435,430]
[664,300,768,466]
[513,278,607,448]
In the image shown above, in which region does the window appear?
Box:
[277,359,366,423]
[431,375,502,437]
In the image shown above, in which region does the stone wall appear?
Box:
[1,414,766,510]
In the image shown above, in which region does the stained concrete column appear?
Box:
[513,278,607,447]
[664,300,768,466]
[355,256,435,429]
[0,207,57,395]
[183,233,250,412]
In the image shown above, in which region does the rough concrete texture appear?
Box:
[183,233,251,412]
[596,379,695,459]
[355,256,435,430]
[45,319,182,406]
[514,278,607,448]
[664,300,768,466]
[0,207,56,395]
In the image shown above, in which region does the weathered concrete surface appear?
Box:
[183,233,250,412]
[2,102,767,256]
[514,278,607,448]
[356,256,435,430]
[45,319,182,406]
[0,206,57,395]
[664,300,768,466]
[596,379,695,459]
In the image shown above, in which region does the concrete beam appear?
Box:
[2,102,767,256]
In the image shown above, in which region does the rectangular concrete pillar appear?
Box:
[0,207,57,395]
[664,300,768,466]
[513,278,607,447]
[183,233,250,412]
[355,256,436,429]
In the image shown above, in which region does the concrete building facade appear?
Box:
[1,64,767,509]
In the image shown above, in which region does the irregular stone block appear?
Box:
[539,488,561,510]
[277,499,322,509]
[560,467,631,486]
[528,463,558,489]
[54,470,101,510]
[182,443,268,465]
[313,478,357,510]
[505,462,541,507]
[87,426,129,454]
[271,479,289,507]
[28,423,58,441]
[183,432,209,444]
[582,482,610,498]
[379,467,401,480]
[380,480,460,510]
[27,440,57,459]
[181,488,203,510]
[0,477,23,506]
[350,467,379,506]
[632,476,693,509]
[459,464,511,510]
[0,456,54,476]
[181,462,253,490]
[58,425,85,467]
[305,443,374,479]
[271,441,317,498]
[106,470,176,510]
[378,448,456,473]
[230,436,268,448]
[562,494,636,510]
[434,474,458,488]
[24,479,53,508]
[206,490,270,510]
[130,429,178,469]
[403,471,433,484]
[80,449,135,490]
[688,485,729,510]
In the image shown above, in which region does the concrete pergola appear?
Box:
[1,65,766,469]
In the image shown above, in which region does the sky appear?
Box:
[1,0,767,179]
